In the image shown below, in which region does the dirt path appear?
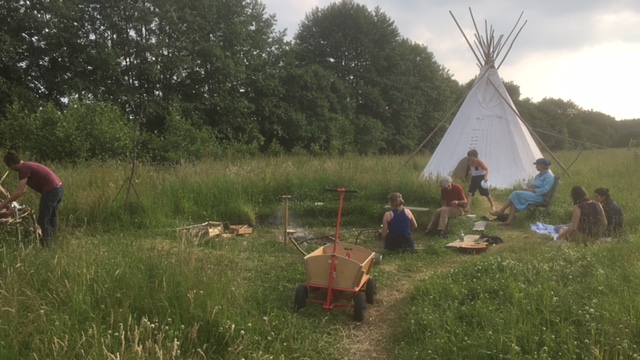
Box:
[342,255,474,360]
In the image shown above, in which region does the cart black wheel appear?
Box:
[294,285,308,312]
[373,253,383,265]
[353,292,366,322]
[365,278,376,305]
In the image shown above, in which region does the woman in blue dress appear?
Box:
[381,192,418,252]
[490,158,555,225]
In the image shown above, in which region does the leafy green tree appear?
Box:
[352,115,385,155]
[293,0,459,154]
[57,101,134,161]
[569,110,617,148]
[272,63,353,153]
[0,0,48,117]
[0,0,286,147]
[615,119,640,148]
[383,38,460,153]
[142,103,219,164]
[503,81,521,101]
[529,98,581,150]
[514,97,553,150]
[0,102,42,154]
[0,101,132,162]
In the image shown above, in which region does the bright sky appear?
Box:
[261,0,640,120]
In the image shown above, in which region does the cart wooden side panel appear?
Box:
[304,243,375,291]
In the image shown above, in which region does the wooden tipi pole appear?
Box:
[404,65,492,165]
[487,78,573,179]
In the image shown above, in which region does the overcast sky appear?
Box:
[261,0,640,120]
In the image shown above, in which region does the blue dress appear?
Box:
[508,170,555,211]
[384,209,415,252]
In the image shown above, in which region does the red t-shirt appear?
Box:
[18,162,62,194]
[441,183,466,207]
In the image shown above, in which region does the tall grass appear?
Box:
[16,154,442,233]
[390,149,640,359]
[395,242,640,359]
[3,149,634,232]
[0,149,637,359]
[0,234,346,359]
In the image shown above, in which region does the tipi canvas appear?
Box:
[421,10,543,188]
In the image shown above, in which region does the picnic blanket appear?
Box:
[530,222,561,240]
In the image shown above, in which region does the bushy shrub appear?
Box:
[62,101,134,161]
[352,115,384,155]
[0,100,133,162]
[50,101,133,162]
[140,105,222,164]
[328,115,355,155]
[0,102,46,155]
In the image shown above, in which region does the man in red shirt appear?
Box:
[425,176,467,237]
[1,151,64,247]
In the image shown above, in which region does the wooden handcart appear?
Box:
[0,203,41,246]
[293,188,377,322]
[0,173,41,246]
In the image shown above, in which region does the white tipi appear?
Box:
[421,10,543,188]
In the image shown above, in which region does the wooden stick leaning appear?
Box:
[384,205,430,212]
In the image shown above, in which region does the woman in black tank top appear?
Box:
[557,186,606,245]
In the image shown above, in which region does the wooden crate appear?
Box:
[230,224,253,235]
[178,221,223,240]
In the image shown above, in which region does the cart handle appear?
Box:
[324,188,358,193]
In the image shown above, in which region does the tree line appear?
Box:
[0,0,637,163]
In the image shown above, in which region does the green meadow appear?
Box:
[0,149,638,359]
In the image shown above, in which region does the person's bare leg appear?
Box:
[467,193,474,212]
[486,195,495,211]
[506,205,516,225]
[491,199,512,215]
